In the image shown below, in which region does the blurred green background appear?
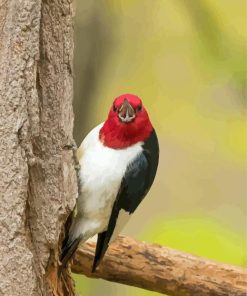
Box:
[73,1,247,295]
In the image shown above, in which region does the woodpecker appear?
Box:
[61,94,159,272]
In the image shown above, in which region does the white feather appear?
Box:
[70,123,142,242]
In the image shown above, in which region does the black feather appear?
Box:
[91,129,159,272]
[60,236,82,272]
[91,232,107,272]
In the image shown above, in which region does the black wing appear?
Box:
[92,129,159,272]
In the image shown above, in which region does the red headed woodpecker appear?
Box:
[61,94,159,272]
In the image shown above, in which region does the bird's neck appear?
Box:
[99,119,153,149]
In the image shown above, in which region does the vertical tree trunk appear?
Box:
[0,1,77,295]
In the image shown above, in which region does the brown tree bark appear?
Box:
[0,1,77,295]
[72,236,247,296]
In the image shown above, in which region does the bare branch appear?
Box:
[72,236,247,296]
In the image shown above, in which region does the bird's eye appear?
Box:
[137,105,142,112]
[113,105,117,112]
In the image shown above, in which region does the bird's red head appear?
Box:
[100,94,153,149]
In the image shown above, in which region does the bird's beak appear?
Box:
[118,99,135,123]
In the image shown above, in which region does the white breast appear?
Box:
[73,123,143,241]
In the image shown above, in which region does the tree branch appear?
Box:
[71,236,247,296]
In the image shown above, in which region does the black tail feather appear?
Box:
[92,232,109,273]
[60,236,82,272]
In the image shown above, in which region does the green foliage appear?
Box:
[142,215,247,268]
[73,274,96,296]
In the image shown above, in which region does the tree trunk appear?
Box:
[0,1,77,295]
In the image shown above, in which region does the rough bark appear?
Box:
[0,1,77,295]
[72,236,247,296]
